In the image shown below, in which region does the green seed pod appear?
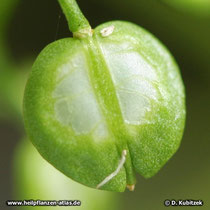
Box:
[23,0,186,192]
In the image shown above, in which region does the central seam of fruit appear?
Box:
[81,37,136,186]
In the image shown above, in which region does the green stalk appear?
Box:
[58,0,92,38]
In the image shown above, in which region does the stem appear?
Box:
[58,0,92,38]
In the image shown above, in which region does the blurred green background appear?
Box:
[1,0,210,209]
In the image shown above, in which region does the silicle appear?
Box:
[23,0,186,192]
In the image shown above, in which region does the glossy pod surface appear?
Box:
[24,21,185,192]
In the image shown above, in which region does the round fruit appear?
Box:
[23,0,185,192]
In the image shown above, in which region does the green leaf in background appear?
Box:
[0,0,29,122]
[13,139,119,210]
[0,65,28,121]
[162,0,210,18]
[0,0,19,59]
